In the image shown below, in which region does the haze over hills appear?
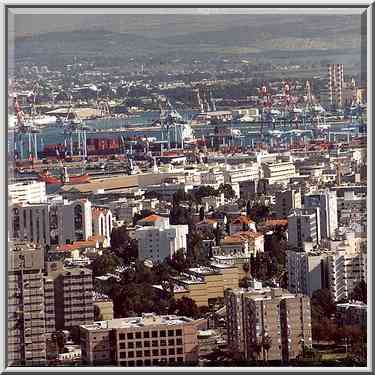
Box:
[12,14,363,69]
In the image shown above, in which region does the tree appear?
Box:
[350,279,367,303]
[246,200,252,217]
[262,335,272,364]
[218,183,235,200]
[91,253,122,277]
[199,206,205,221]
[171,297,200,319]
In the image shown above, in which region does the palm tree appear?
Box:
[255,340,263,363]
[262,335,272,364]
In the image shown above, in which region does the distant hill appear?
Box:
[13,14,362,68]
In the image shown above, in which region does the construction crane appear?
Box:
[13,95,40,161]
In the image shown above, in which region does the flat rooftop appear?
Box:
[81,314,193,331]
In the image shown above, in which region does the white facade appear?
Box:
[274,189,302,218]
[327,246,367,302]
[287,208,321,250]
[8,181,46,204]
[92,207,113,246]
[262,161,296,185]
[223,163,259,184]
[135,217,188,263]
[286,250,328,297]
[304,190,338,239]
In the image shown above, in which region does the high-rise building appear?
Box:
[326,243,367,302]
[80,313,199,366]
[45,261,94,331]
[287,208,321,250]
[304,190,337,239]
[225,284,312,362]
[135,215,188,263]
[286,248,329,297]
[274,188,302,218]
[8,241,47,366]
[10,198,93,246]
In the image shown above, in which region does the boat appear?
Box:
[38,167,90,185]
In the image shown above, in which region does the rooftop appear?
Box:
[81,313,194,331]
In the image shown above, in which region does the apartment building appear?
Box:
[225,284,312,362]
[10,198,93,247]
[336,302,367,328]
[304,190,337,239]
[170,264,240,307]
[274,189,301,218]
[220,231,264,257]
[229,216,256,235]
[8,181,46,205]
[80,313,199,366]
[223,163,260,184]
[45,261,94,331]
[262,161,296,186]
[287,208,321,250]
[326,242,367,302]
[8,241,47,366]
[286,248,329,297]
[136,215,188,263]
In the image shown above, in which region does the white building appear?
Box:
[286,248,329,297]
[8,181,46,204]
[200,169,225,185]
[262,161,296,185]
[327,245,367,302]
[135,215,188,263]
[304,190,338,239]
[92,207,113,247]
[287,208,321,250]
[10,198,93,246]
[223,163,259,184]
[273,188,302,218]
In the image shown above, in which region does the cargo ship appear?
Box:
[38,167,89,185]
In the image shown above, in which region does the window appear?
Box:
[152,340,158,347]
[161,349,167,356]
[144,341,150,348]
[143,331,150,339]
[169,358,175,364]
[135,332,142,339]
[168,330,174,337]
[160,340,166,346]
[176,338,182,345]
[152,331,158,338]
[177,357,183,363]
[144,359,151,366]
[152,359,159,365]
[120,361,126,366]
[128,361,135,367]
[152,349,159,356]
[177,348,183,355]
[169,348,175,355]
[136,341,142,348]
[119,352,126,359]
[128,342,134,349]
[128,351,134,358]
[168,339,174,346]
[136,350,142,357]
[127,333,134,340]
[119,343,125,349]
[160,330,166,337]
[144,350,151,357]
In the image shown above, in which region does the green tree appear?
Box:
[171,297,200,319]
[91,253,122,277]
